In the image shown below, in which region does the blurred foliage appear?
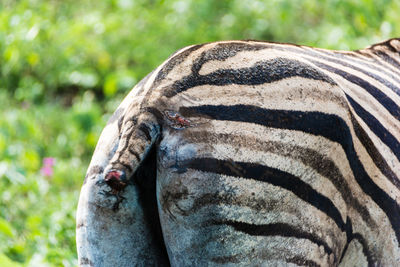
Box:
[0,91,108,266]
[0,0,399,265]
[0,0,399,103]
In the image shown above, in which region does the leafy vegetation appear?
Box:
[0,0,399,265]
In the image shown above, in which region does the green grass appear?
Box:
[0,0,399,265]
[0,91,116,266]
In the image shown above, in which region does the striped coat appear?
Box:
[77,38,400,266]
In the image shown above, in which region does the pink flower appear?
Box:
[43,157,55,167]
[40,166,53,177]
[40,157,55,177]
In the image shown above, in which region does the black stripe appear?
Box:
[180,105,349,144]
[212,253,322,266]
[370,39,399,53]
[111,160,133,173]
[310,60,400,121]
[79,257,94,266]
[128,147,141,162]
[139,46,206,110]
[352,233,375,265]
[211,255,240,264]
[300,51,400,97]
[372,50,400,70]
[164,58,336,97]
[117,114,125,132]
[107,107,125,125]
[387,39,400,53]
[153,44,205,87]
[262,43,400,94]
[146,42,264,105]
[345,94,400,162]
[287,256,321,267]
[115,122,138,167]
[181,104,400,245]
[214,220,334,257]
[137,122,152,141]
[348,104,400,190]
[143,107,165,126]
[190,42,267,74]
[310,48,400,87]
[120,120,136,137]
[188,157,346,232]
[340,218,374,265]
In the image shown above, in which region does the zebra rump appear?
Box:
[76,38,400,266]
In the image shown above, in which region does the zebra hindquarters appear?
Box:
[156,116,351,266]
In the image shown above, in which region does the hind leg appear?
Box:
[158,169,347,266]
[156,128,347,266]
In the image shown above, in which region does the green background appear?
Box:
[0,0,399,266]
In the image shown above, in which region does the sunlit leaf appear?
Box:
[0,218,14,237]
[27,53,39,66]
[0,254,22,267]
[103,75,118,97]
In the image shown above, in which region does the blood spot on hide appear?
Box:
[164,110,192,129]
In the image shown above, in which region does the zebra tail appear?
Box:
[76,79,168,266]
[103,106,162,193]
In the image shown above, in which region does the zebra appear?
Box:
[76,38,400,266]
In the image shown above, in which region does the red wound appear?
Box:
[165,110,191,129]
[105,171,127,191]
